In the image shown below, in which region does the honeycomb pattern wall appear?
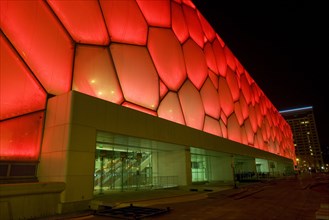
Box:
[0,0,294,161]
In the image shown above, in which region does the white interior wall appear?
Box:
[156,150,187,186]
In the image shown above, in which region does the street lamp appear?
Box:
[296,158,299,170]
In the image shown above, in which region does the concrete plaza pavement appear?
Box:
[41,173,329,220]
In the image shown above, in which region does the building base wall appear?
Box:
[57,199,91,215]
[34,91,294,215]
[0,182,65,220]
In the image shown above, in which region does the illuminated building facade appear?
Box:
[280,106,324,172]
[1,0,295,218]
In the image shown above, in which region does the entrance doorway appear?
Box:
[93,131,186,194]
[94,149,153,193]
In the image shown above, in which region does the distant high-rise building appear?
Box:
[280,106,324,172]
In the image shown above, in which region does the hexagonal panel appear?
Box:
[197,10,216,42]
[136,0,171,27]
[171,1,189,43]
[218,77,234,117]
[227,113,242,143]
[178,80,205,130]
[1,0,74,95]
[0,112,44,161]
[47,0,109,45]
[73,45,124,104]
[212,39,227,77]
[1,34,47,121]
[100,0,148,45]
[200,78,220,119]
[148,28,186,91]
[226,67,240,102]
[203,116,222,137]
[183,39,208,90]
[111,43,159,110]
[182,4,204,48]
[204,42,218,74]
[158,91,185,125]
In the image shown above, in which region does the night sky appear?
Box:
[192,0,328,151]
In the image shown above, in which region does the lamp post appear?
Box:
[231,156,237,189]
[296,158,300,176]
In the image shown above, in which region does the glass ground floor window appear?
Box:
[191,153,209,183]
[94,148,153,192]
[94,131,185,194]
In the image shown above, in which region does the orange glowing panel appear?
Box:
[264,118,272,141]
[239,95,249,120]
[148,28,186,91]
[208,70,218,89]
[218,77,234,117]
[136,0,171,27]
[182,4,204,48]
[100,0,147,45]
[250,91,256,106]
[253,135,260,149]
[261,122,269,142]
[171,1,189,43]
[200,78,220,119]
[220,111,227,125]
[212,39,227,77]
[122,102,157,117]
[235,71,241,89]
[0,112,44,161]
[266,111,274,127]
[204,42,218,74]
[159,81,169,100]
[270,125,276,142]
[47,0,109,45]
[255,104,263,128]
[219,119,227,138]
[224,46,236,71]
[0,0,74,95]
[264,97,272,109]
[216,34,226,47]
[251,84,261,103]
[248,105,258,133]
[197,11,216,42]
[261,99,270,116]
[284,125,293,139]
[226,67,240,102]
[240,74,252,104]
[278,120,285,132]
[110,44,159,111]
[182,0,196,8]
[178,80,205,130]
[268,140,277,154]
[276,143,283,156]
[1,34,46,120]
[234,102,244,125]
[73,45,124,104]
[259,96,267,115]
[235,58,245,75]
[244,119,255,145]
[227,114,242,143]
[240,126,248,145]
[183,39,208,89]
[157,92,185,125]
[203,116,222,137]
[271,109,279,126]
[256,130,265,150]
[245,70,255,84]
